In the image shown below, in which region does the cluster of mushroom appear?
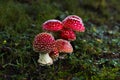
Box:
[33,15,85,66]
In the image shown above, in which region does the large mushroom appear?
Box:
[55,39,73,59]
[62,15,85,32]
[33,32,55,65]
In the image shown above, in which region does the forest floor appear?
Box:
[0,0,120,80]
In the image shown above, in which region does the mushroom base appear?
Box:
[38,53,53,66]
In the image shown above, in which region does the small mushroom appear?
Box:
[33,32,55,65]
[55,39,73,59]
[42,19,63,32]
[62,15,85,32]
[49,47,59,61]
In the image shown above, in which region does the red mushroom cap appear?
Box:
[49,47,59,59]
[55,39,73,53]
[42,19,63,32]
[60,29,76,41]
[66,15,83,22]
[33,32,55,53]
[62,15,85,32]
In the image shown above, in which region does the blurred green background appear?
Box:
[0,0,120,80]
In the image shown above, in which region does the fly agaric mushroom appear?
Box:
[33,32,55,65]
[60,29,76,41]
[55,39,73,59]
[55,39,73,53]
[42,19,63,32]
[62,15,85,32]
[49,47,59,61]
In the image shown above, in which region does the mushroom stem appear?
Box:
[38,53,53,66]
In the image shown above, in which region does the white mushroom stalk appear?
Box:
[38,53,53,66]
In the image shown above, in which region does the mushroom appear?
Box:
[49,47,59,61]
[42,19,63,32]
[55,39,73,59]
[62,15,85,32]
[33,32,55,65]
[60,28,76,41]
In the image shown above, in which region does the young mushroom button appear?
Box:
[49,47,59,61]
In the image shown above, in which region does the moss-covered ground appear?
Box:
[0,0,120,80]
